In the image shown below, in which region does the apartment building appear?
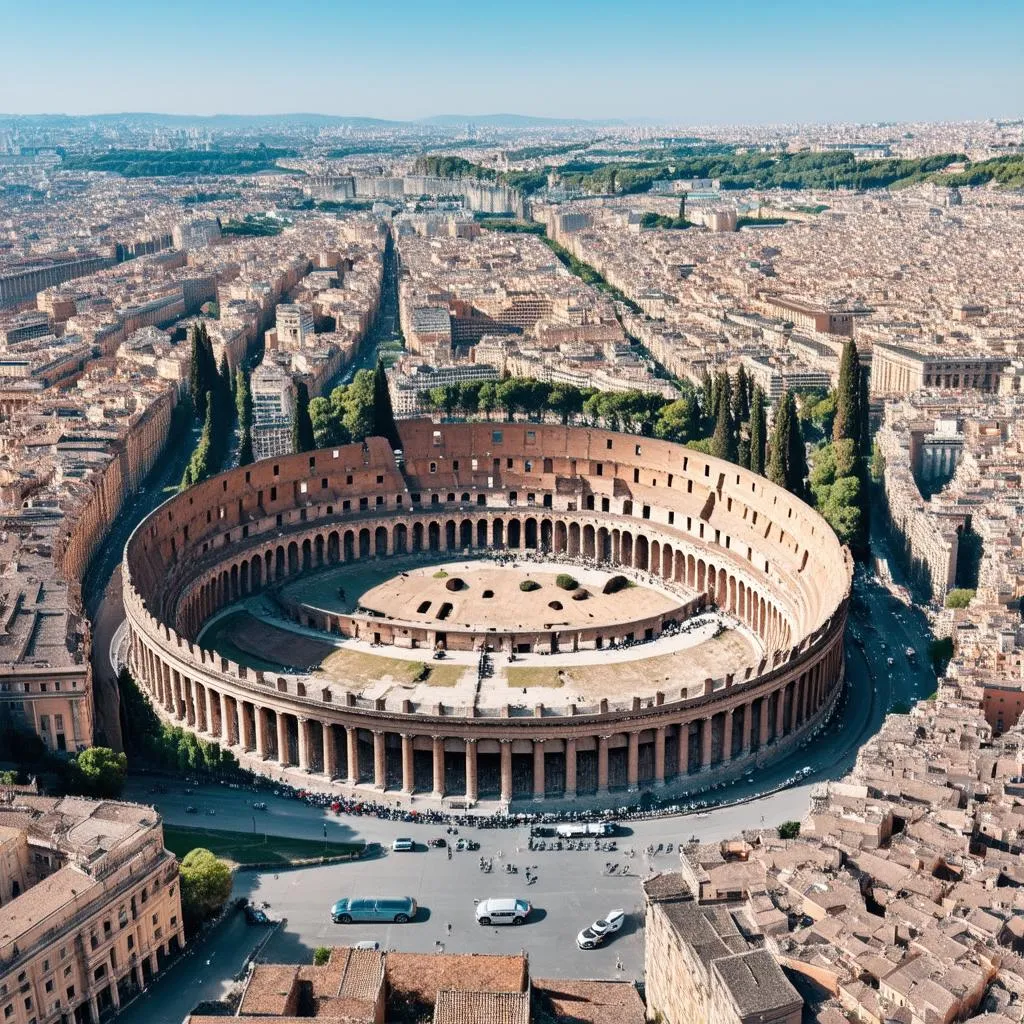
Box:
[0,795,184,1024]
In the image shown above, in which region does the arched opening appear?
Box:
[635,535,649,571]
[554,520,568,554]
[508,519,521,548]
[621,531,633,566]
[568,521,580,557]
[412,522,424,552]
[359,528,371,558]
[343,530,355,561]
[445,520,457,550]
[327,531,340,564]
[428,521,441,551]
[314,534,325,566]
[394,523,408,554]
[287,542,299,575]
[583,524,595,559]
[540,518,553,551]
[492,518,505,548]
[301,538,312,571]
[460,519,473,548]
[525,518,538,549]
[476,519,488,547]
[375,526,388,556]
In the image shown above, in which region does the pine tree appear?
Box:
[749,385,766,475]
[371,357,401,449]
[292,381,315,453]
[767,391,792,489]
[833,340,861,447]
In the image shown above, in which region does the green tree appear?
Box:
[778,821,801,840]
[313,947,331,966]
[309,396,338,448]
[292,381,315,453]
[945,588,975,609]
[371,357,401,448]
[654,397,699,443]
[833,340,862,446]
[457,381,482,418]
[235,369,253,432]
[238,427,254,467]
[478,382,497,420]
[189,322,217,423]
[69,747,127,799]
[784,394,808,497]
[770,391,790,487]
[732,365,750,425]
[179,848,233,932]
[711,373,737,462]
[749,386,766,475]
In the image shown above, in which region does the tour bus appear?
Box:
[555,822,616,839]
[331,896,417,924]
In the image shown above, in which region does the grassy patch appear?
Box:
[163,825,363,866]
[506,668,565,689]
[317,648,464,688]
[432,570,448,579]
[423,664,465,687]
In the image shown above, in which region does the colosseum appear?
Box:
[123,420,852,807]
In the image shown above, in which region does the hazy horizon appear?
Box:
[2,0,1022,125]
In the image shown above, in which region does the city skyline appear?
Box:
[2,0,1022,124]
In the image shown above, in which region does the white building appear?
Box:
[251,359,296,460]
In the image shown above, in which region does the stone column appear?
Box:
[184,679,196,727]
[654,726,666,786]
[627,732,640,791]
[775,687,786,740]
[323,722,337,778]
[759,699,770,750]
[297,718,310,771]
[533,742,546,800]
[500,741,512,803]
[401,735,414,794]
[373,731,386,790]
[277,712,290,767]
[678,723,690,776]
[597,736,610,793]
[205,687,216,736]
[255,706,268,759]
[195,685,207,732]
[741,704,752,754]
[700,717,713,771]
[465,740,478,802]
[723,709,734,763]
[239,701,254,750]
[346,727,359,785]
[564,738,577,799]
[220,692,233,745]
[432,736,445,797]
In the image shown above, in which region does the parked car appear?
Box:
[428,837,447,848]
[576,909,626,949]
[475,898,531,926]
[331,896,417,924]
[391,837,415,852]
[455,838,480,852]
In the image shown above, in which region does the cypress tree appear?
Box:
[732,365,750,425]
[749,385,766,475]
[767,391,792,489]
[711,374,737,463]
[188,324,209,422]
[292,381,315,454]
[371,357,402,449]
[217,353,233,430]
[700,368,713,414]
[235,369,253,433]
[833,340,861,446]
[785,395,808,498]
[238,427,254,467]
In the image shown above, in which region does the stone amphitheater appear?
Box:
[123,420,851,807]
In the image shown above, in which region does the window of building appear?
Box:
[299,481,307,494]
[492,430,503,444]
[452,460,459,472]
[606,439,613,450]
[429,462,437,473]
[525,460,533,472]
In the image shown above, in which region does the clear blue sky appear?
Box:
[1,0,1021,123]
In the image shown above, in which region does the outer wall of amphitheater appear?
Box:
[123,420,852,807]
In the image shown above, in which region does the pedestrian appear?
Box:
[446,922,452,935]
[616,957,623,972]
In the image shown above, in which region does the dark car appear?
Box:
[428,837,448,848]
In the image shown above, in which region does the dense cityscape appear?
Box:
[2,24,1024,1023]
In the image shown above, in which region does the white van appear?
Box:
[475,898,531,925]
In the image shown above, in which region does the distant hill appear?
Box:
[416,113,628,128]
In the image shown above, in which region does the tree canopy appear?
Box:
[179,848,233,933]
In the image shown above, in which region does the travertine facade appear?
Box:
[123,421,850,807]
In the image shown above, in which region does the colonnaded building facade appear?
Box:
[123,421,852,807]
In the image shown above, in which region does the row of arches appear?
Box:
[178,513,794,653]
[130,621,843,802]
